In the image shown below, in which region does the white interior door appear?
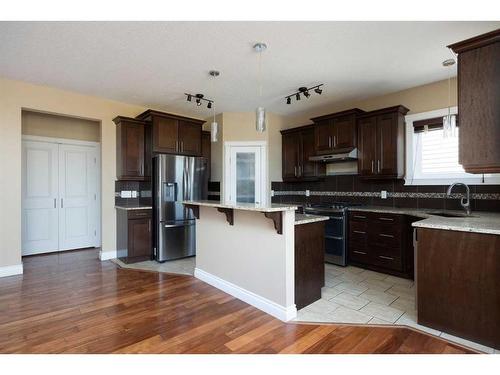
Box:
[227,145,263,204]
[22,141,59,255]
[58,144,97,251]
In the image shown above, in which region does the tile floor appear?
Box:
[294,263,497,354]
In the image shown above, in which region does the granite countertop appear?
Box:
[115,205,152,210]
[295,214,330,226]
[182,200,297,212]
[348,206,500,236]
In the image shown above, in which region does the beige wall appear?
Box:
[284,78,458,128]
[0,77,199,269]
[203,113,224,183]
[22,110,100,142]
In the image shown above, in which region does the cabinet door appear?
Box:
[300,128,320,179]
[376,113,398,176]
[178,120,202,156]
[357,116,377,176]
[334,115,356,150]
[201,131,211,182]
[314,119,335,155]
[282,133,299,180]
[121,122,144,179]
[153,117,178,153]
[128,217,152,259]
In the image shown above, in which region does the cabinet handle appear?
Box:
[148,220,151,232]
[181,141,184,152]
[294,166,297,177]
[353,215,366,219]
[377,160,381,173]
[333,135,336,147]
[379,233,395,238]
[378,255,394,261]
[353,230,366,234]
[371,160,374,173]
[328,136,332,148]
[298,165,302,177]
[354,250,367,255]
[378,217,394,222]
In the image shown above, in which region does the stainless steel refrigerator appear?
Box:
[153,154,208,262]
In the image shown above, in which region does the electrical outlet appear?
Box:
[381,190,387,199]
[120,191,132,198]
[305,189,310,197]
[271,190,275,197]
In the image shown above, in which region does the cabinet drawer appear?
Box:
[349,221,368,246]
[349,211,369,222]
[349,246,371,264]
[372,247,402,271]
[127,209,152,219]
[370,229,402,249]
[372,213,403,225]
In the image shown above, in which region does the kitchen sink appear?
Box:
[428,211,474,218]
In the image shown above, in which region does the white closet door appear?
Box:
[58,144,97,250]
[228,146,262,204]
[22,141,59,255]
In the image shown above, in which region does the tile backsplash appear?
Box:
[271,176,500,212]
[115,180,152,207]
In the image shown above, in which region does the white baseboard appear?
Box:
[99,250,117,261]
[194,268,297,322]
[0,263,23,278]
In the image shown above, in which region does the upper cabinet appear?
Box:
[113,116,147,181]
[136,110,204,157]
[281,125,325,182]
[357,105,409,179]
[311,109,365,155]
[449,29,500,174]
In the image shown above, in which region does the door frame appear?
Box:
[223,141,268,205]
[21,135,102,250]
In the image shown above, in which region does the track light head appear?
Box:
[286,97,291,105]
[295,93,300,101]
[314,87,323,95]
[187,94,192,102]
[207,101,212,109]
[304,90,310,98]
[196,99,201,106]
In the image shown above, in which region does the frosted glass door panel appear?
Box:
[229,146,262,204]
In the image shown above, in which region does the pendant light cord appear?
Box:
[258,50,263,100]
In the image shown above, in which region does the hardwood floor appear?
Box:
[0,249,474,354]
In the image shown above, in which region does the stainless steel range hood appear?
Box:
[309,148,358,163]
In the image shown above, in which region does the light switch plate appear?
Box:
[305,189,310,197]
[381,190,387,199]
[120,191,132,198]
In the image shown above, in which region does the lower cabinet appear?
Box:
[117,209,152,264]
[348,211,415,279]
[295,221,325,310]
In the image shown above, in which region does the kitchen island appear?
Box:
[182,200,327,321]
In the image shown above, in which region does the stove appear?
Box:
[303,201,364,266]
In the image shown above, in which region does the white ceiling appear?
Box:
[0,21,498,119]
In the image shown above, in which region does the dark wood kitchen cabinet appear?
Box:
[295,220,325,309]
[348,211,415,279]
[202,131,211,182]
[449,29,500,174]
[116,209,152,264]
[357,105,408,179]
[136,109,204,156]
[113,116,147,181]
[311,108,365,155]
[416,228,500,349]
[281,125,325,182]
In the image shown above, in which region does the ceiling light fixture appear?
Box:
[184,92,214,109]
[285,84,324,105]
[442,57,457,138]
[209,70,220,143]
[254,42,267,133]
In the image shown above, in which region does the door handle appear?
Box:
[61,198,63,208]
[164,223,193,228]
[54,198,57,208]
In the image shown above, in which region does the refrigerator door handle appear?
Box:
[164,223,192,228]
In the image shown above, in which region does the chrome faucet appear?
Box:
[446,182,471,215]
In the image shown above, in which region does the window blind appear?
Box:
[419,129,465,174]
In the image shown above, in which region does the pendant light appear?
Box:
[209,70,220,142]
[254,42,267,133]
[442,58,457,138]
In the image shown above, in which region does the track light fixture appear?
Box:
[185,93,214,109]
[285,84,324,105]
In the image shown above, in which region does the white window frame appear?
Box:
[223,141,268,205]
[405,107,500,185]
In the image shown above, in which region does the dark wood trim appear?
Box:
[135,109,205,125]
[263,212,283,235]
[448,28,500,53]
[184,204,200,219]
[217,207,234,225]
[113,116,147,126]
[358,105,409,118]
[310,108,365,122]
[280,124,315,135]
